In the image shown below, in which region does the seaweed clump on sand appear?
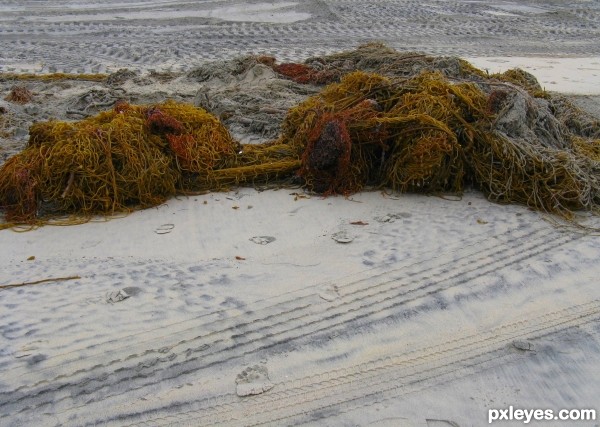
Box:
[0,99,302,228]
[0,101,235,226]
[1,44,600,229]
[282,66,600,216]
[269,42,489,85]
[4,86,34,104]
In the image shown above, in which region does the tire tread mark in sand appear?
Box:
[0,218,495,383]
[0,227,577,419]
[129,300,600,426]
[3,0,600,73]
[245,304,600,427]
[0,223,539,388]
[24,229,580,426]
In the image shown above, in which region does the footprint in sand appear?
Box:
[235,364,274,397]
[154,223,175,235]
[249,236,276,245]
[331,230,355,243]
[375,212,412,223]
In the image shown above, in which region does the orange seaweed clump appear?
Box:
[0,150,43,222]
[4,85,33,104]
[273,63,339,85]
[0,100,240,227]
[282,71,480,196]
[145,107,185,135]
[293,96,387,195]
[299,117,353,194]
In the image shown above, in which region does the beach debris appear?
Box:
[332,230,355,244]
[0,101,235,225]
[27,255,35,261]
[0,98,303,229]
[106,289,130,304]
[235,255,246,261]
[1,44,600,229]
[4,86,33,104]
[290,192,310,201]
[425,419,461,427]
[106,69,137,86]
[476,218,489,225]
[273,62,338,85]
[350,220,369,226]
[235,365,274,397]
[0,275,80,290]
[283,62,600,216]
[0,72,107,82]
[249,236,276,245]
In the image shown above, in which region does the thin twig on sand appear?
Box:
[0,275,81,290]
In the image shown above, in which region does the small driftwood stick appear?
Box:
[0,275,81,290]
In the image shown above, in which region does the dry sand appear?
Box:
[1,1,600,426]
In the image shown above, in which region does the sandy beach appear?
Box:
[1,1,600,426]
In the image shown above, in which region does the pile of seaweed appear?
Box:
[268,42,547,95]
[1,44,599,228]
[270,42,484,85]
[284,70,600,215]
[0,100,300,227]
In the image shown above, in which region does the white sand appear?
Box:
[468,57,600,95]
[21,2,310,24]
[2,186,600,426]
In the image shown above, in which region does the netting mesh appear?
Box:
[284,69,600,216]
[0,101,236,225]
[1,44,600,228]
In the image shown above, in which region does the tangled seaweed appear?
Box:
[283,71,478,195]
[1,45,600,229]
[286,70,600,216]
[0,99,304,228]
[0,101,237,225]
[273,63,339,85]
[0,73,107,83]
[270,42,488,86]
[4,85,34,104]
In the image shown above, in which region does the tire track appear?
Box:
[0,201,475,365]
[1,0,599,73]
[0,222,537,387]
[0,224,579,423]
[132,299,600,426]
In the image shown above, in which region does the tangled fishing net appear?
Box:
[1,44,599,229]
[269,42,492,86]
[0,100,281,226]
[284,69,600,215]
